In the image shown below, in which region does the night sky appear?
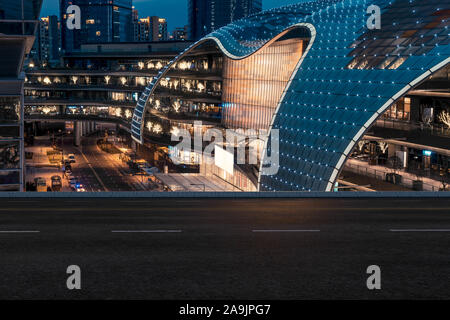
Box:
[41,0,303,31]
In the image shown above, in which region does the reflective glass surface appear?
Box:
[132,0,450,192]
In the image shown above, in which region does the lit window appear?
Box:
[96,31,101,36]
[86,19,95,24]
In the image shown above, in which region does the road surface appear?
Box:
[0,197,449,299]
[63,136,145,192]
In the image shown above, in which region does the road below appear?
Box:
[63,136,145,192]
[0,197,449,299]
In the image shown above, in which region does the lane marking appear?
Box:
[176,200,202,203]
[252,230,320,233]
[111,230,182,233]
[0,231,40,233]
[390,229,450,232]
[78,148,109,192]
[1,206,449,211]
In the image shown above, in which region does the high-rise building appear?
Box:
[132,7,140,42]
[150,16,168,42]
[60,0,133,53]
[134,17,151,42]
[35,16,60,65]
[188,0,262,40]
[134,16,168,42]
[172,26,188,41]
[0,0,43,191]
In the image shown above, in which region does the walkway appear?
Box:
[345,158,448,192]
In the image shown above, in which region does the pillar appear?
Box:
[74,121,82,146]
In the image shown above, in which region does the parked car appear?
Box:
[34,177,47,192]
[51,175,62,192]
[68,154,76,163]
[69,178,77,190]
[64,168,72,178]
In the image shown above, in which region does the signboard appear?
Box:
[215,146,234,175]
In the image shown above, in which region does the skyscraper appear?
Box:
[172,26,189,41]
[0,0,43,192]
[150,16,168,42]
[60,0,133,53]
[188,0,262,40]
[35,16,60,64]
[133,16,168,42]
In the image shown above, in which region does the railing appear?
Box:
[374,118,450,139]
[24,97,137,107]
[24,82,146,92]
[343,161,445,192]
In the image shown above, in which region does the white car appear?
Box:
[68,154,76,163]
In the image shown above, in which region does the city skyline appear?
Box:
[40,0,302,31]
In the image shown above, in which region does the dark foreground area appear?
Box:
[0,197,449,299]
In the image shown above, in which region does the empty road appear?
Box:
[0,197,449,299]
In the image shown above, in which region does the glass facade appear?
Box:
[222,36,305,130]
[134,0,449,192]
[0,0,43,191]
[188,0,262,40]
[60,0,133,52]
[0,0,42,36]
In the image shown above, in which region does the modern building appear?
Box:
[132,0,450,192]
[0,0,43,191]
[60,0,133,53]
[24,41,193,148]
[172,26,189,41]
[188,0,262,40]
[134,16,168,42]
[34,15,60,65]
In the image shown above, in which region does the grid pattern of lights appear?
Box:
[132,0,450,192]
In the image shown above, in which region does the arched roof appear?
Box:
[131,0,450,192]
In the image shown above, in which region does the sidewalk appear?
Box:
[25,136,71,191]
[345,158,446,192]
[25,145,54,167]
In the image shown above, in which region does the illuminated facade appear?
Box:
[131,0,450,192]
[24,42,193,121]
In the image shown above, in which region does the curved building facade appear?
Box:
[132,0,450,192]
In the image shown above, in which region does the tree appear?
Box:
[378,141,388,154]
[438,110,450,129]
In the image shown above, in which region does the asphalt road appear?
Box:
[63,136,141,192]
[0,197,450,299]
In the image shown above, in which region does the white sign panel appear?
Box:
[215,146,234,175]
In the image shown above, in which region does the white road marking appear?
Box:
[0,231,40,233]
[111,230,182,233]
[390,229,450,232]
[78,148,109,192]
[252,229,320,233]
